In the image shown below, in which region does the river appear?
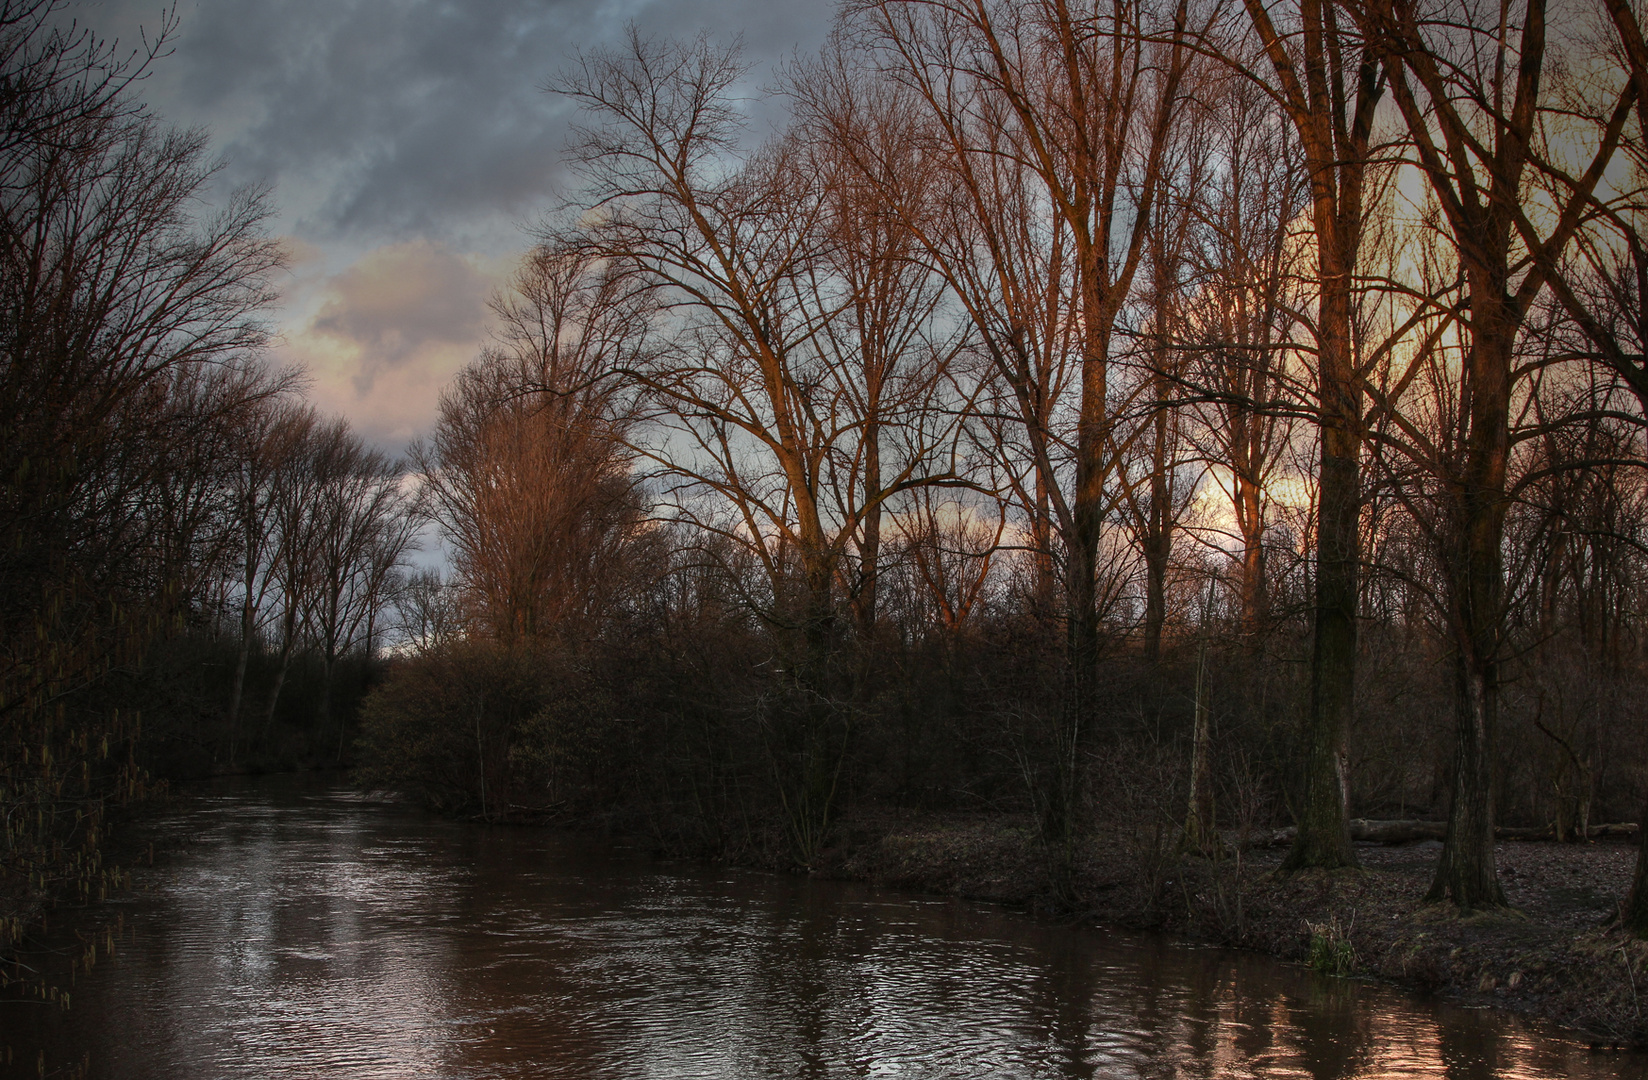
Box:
[1,776,1643,1078]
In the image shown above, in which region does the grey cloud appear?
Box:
[69,0,834,251]
[175,0,587,243]
[61,0,833,450]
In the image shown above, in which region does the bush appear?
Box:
[356,638,612,818]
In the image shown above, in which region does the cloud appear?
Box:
[311,241,491,377]
[163,0,581,246]
[279,241,510,448]
[71,0,835,249]
[63,0,836,446]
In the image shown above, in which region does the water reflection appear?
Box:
[2,776,1643,1079]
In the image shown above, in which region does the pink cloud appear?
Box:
[277,240,510,447]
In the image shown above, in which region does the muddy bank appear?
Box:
[805,808,1648,1046]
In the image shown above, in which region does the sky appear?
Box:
[67,0,835,449]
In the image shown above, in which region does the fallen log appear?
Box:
[1349,818,1445,844]
[1258,819,1443,847]
[1257,819,1640,848]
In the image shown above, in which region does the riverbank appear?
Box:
[16,777,1640,1049]
[17,777,1636,1080]
[796,808,1648,1047]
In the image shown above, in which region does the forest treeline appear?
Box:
[0,0,414,927]
[9,0,1648,936]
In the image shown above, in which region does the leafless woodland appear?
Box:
[8,0,1648,936]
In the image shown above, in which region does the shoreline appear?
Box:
[778,807,1648,1048]
[10,780,1648,1050]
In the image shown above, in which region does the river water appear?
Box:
[2,776,1643,1079]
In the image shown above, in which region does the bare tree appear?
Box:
[308,427,416,759]
[1111,103,1204,662]
[1361,0,1630,908]
[222,395,311,762]
[554,36,841,653]
[415,352,644,642]
[413,239,649,644]
[891,487,1008,633]
[393,568,460,655]
[843,0,1205,884]
[1179,72,1309,638]
[1503,0,1648,930]
[0,105,280,724]
[788,69,969,644]
[1239,0,1387,873]
[259,408,328,744]
[0,0,280,923]
[553,33,973,863]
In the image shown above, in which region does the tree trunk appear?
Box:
[1184,635,1215,851]
[1236,463,1267,636]
[226,520,261,766]
[1142,531,1168,663]
[1282,280,1360,873]
[1242,0,1381,875]
[1428,272,1514,909]
[261,647,293,749]
[773,544,845,868]
[227,595,253,765]
[319,648,335,761]
[855,419,882,643]
[260,600,299,749]
[1142,383,1172,662]
[1046,342,1108,898]
[1428,661,1507,907]
[1033,469,1055,610]
[1622,790,1648,936]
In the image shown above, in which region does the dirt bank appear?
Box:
[808,808,1648,1046]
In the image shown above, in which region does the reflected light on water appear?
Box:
[2,777,1643,1080]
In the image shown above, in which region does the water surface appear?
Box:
[3,776,1643,1078]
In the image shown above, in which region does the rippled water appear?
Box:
[3,776,1644,1078]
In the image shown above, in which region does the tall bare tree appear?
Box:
[0,0,280,920]
[1362,0,1631,907]
[415,355,644,641]
[308,429,415,758]
[1241,0,1386,872]
[844,0,1204,880]
[415,241,647,643]
[792,78,966,644]
[1498,0,1648,929]
[259,409,327,743]
[1180,72,1308,637]
[223,396,311,762]
[554,33,970,862]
